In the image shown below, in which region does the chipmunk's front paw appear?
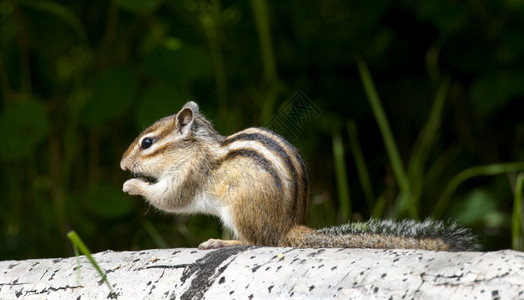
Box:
[123,178,147,196]
[198,239,244,250]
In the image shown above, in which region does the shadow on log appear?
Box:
[1,247,523,299]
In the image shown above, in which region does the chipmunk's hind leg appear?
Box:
[198,238,246,250]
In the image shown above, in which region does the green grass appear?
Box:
[332,125,351,222]
[347,120,375,214]
[513,173,524,250]
[432,163,524,218]
[143,220,169,248]
[67,231,118,299]
[355,57,411,203]
[250,0,281,123]
[346,58,524,249]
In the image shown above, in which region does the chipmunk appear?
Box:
[120,101,478,251]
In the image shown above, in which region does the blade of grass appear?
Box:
[425,45,441,87]
[198,1,227,114]
[432,162,524,218]
[406,77,450,209]
[372,195,386,218]
[250,0,280,122]
[393,193,418,219]
[347,120,375,212]
[355,57,410,195]
[250,0,276,82]
[72,238,81,285]
[18,0,88,46]
[143,220,168,249]
[408,77,450,175]
[67,231,118,299]
[332,125,351,222]
[513,173,524,250]
[423,144,461,193]
[356,57,415,218]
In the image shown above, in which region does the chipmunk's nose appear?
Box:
[120,159,129,171]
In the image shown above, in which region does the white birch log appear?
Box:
[1,247,523,299]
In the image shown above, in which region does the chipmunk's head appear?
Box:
[120,101,201,197]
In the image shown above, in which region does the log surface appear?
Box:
[1,247,523,299]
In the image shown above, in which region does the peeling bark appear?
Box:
[1,247,523,299]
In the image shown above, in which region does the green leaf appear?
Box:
[143,45,213,83]
[84,185,135,219]
[505,0,524,8]
[470,69,524,118]
[135,85,187,128]
[82,67,137,128]
[452,189,498,226]
[113,0,165,13]
[433,162,524,218]
[17,0,87,45]
[412,1,469,36]
[0,98,50,161]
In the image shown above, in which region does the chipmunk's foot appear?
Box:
[198,239,245,250]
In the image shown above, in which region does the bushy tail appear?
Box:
[285,219,478,251]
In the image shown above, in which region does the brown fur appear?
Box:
[284,227,451,251]
[121,102,309,248]
[121,102,473,251]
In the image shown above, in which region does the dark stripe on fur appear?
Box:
[143,137,193,158]
[137,115,176,148]
[222,132,298,201]
[221,149,283,192]
[256,127,309,188]
[255,127,310,221]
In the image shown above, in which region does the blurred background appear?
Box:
[1,0,523,260]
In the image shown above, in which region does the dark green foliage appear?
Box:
[82,67,138,128]
[0,99,49,161]
[1,0,523,259]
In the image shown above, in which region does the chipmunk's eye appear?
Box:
[141,137,154,150]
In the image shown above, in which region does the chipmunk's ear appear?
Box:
[182,101,199,114]
[175,102,197,136]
